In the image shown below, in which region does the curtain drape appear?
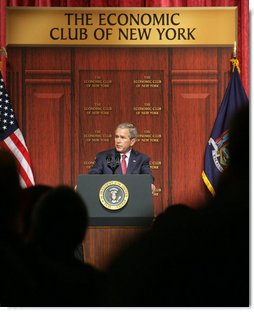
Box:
[0,0,249,94]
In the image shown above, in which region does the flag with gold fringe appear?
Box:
[202,58,249,196]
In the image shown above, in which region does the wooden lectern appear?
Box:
[77,174,154,269]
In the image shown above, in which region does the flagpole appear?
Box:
[233,41,237,58]
[230,41,240,73]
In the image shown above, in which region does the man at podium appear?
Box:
[88,122,155,193]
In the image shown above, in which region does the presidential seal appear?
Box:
[99,180,129,211]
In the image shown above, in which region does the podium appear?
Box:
[77,174,154,226]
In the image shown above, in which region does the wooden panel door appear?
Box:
[25,50,72,185]
[170,47,231,208]
[25,83,71,185]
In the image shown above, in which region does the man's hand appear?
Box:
[151,183,156,194]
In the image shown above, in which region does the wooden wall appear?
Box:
[7,46,231,268]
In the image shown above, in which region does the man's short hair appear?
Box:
[116,123,138,139]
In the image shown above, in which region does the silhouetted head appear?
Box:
[0,149,21,228]
[216,105,249,207]
[31,185,88,258]
[18,184,52,239]
[228,105,249,178]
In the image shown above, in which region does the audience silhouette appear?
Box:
[106,105,249,307]
[18,184,52,242]
[0,154,110,307]
[19,184,85,262]
[27,185,111,307]
[0,149,40,306]
[0,148,21,230]
[0,105,249,307]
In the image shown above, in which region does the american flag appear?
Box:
[0,72,35,188]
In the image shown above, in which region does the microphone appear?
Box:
[106,153,120,174]
[115,152,120,167]
[106,154,112,168]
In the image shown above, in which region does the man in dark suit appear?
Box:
[89,122,155,193]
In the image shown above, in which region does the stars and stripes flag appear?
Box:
[202,59,248,196]
[0,72,35,188]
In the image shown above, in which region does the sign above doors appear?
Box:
[6,7,237,47]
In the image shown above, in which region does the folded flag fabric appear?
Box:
[202,60,248,196]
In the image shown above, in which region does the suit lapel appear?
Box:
[127,150,136,174]
[113,149,122,174]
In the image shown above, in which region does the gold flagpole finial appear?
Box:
[0,47,7,73]
[0,47,7,58]
[230,41,240,73]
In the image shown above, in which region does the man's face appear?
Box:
[115,128,136,153]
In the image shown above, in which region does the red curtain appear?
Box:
[0,0,249,94]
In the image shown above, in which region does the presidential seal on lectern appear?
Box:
[99,180,129,211]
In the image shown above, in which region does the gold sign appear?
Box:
[6,7,237,46]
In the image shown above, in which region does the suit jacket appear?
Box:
[88,148,154,182]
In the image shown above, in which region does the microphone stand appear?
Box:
[106,154,120,174]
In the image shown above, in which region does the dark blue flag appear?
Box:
[202,63,248,196]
